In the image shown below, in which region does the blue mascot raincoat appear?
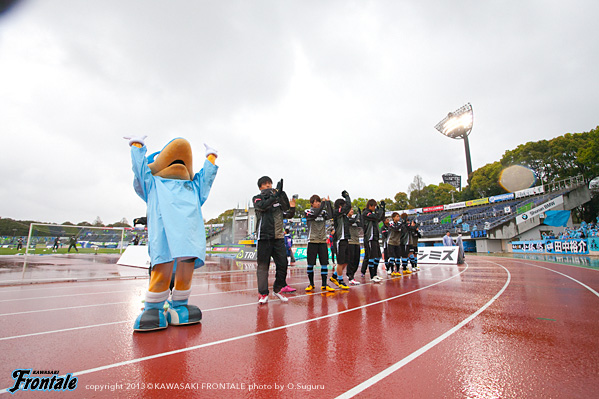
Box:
[131,142,218,269]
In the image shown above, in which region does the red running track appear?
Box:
[1,255,598,398]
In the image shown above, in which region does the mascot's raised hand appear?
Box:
[125,136,218,332]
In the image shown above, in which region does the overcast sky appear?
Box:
[1,0,597,225]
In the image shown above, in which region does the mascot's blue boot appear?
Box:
[166,299,202,326]
[134,301,168,332]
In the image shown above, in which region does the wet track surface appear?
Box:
[0,254,598,398]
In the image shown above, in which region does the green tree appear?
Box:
[434,183,459,205]
[577,126,599,178]
[293,198,310,216]
[501,140,551,183]
[468,161,504,198]
[393,192,410,210]
[108,218,132,228]
[207,209,235,225]
[408,175,426,194]
[93,216,104,227]
[352,198,368,211]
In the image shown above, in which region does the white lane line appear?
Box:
[0,268,438,340]
[0,263,440,317]
[0,286,256,317]
[0,265,468,390]
[0,262,400,314]
[0,275,260,303]
[0,265,306,294]
[335,262,510,399]
[513,261,599,298]
[0,264,307,295]
[477,254,599,272]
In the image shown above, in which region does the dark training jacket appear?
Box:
[253,189,295,240]
[361,206,385,242]
[348,212,362,246]
[305,200,333,243]
[333,192,352,241]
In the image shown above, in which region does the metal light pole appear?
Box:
[434,103,474,178]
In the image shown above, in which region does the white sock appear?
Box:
[145,289,170,304]
[171,288,191,302]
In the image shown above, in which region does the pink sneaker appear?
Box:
[280,285,296,293]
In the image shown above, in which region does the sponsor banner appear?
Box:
[233,247,307,261]
[511,240,545,253]
[444,201,466,210]
[235,248,257,260]
[516,196,563,224]
[417,246,459,264]
[466,198,489,207]
[515,185,545,198]
[517,202,533,214]
[512,239,589,254]
[388,208,422,217]
[210,246,242,253]
[294,248,307,259]
[470,230,487,238]
[489,193,515,203]
[423,205,444,213]
[80,241,119,249]
[545,239,588,254]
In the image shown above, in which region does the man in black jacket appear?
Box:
[253,176,296,304]
[331,190,352,289]
[362,199,386,282]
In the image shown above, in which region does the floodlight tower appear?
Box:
[434,103,474,177]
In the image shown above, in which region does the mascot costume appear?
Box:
[124,135,218,332]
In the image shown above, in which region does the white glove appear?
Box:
[204,143,218,158]
[123,135,147,147]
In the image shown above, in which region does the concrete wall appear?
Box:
[476,239,503,253]
[564,185,591,210]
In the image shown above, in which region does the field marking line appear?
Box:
[336,261,510,399]
[0,265,473,392]
[0,265,449,340]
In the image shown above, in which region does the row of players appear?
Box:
[253,176,421,304]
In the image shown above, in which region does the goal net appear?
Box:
[25,223,126,253]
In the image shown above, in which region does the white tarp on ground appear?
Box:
[117,245,151,268]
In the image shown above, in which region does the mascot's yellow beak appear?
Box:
[148,138,193,180]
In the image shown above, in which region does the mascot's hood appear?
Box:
[147,138,193,180]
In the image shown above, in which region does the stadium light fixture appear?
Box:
[434,103,474,177]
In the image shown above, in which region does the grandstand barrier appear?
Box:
[510,238,598,255]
